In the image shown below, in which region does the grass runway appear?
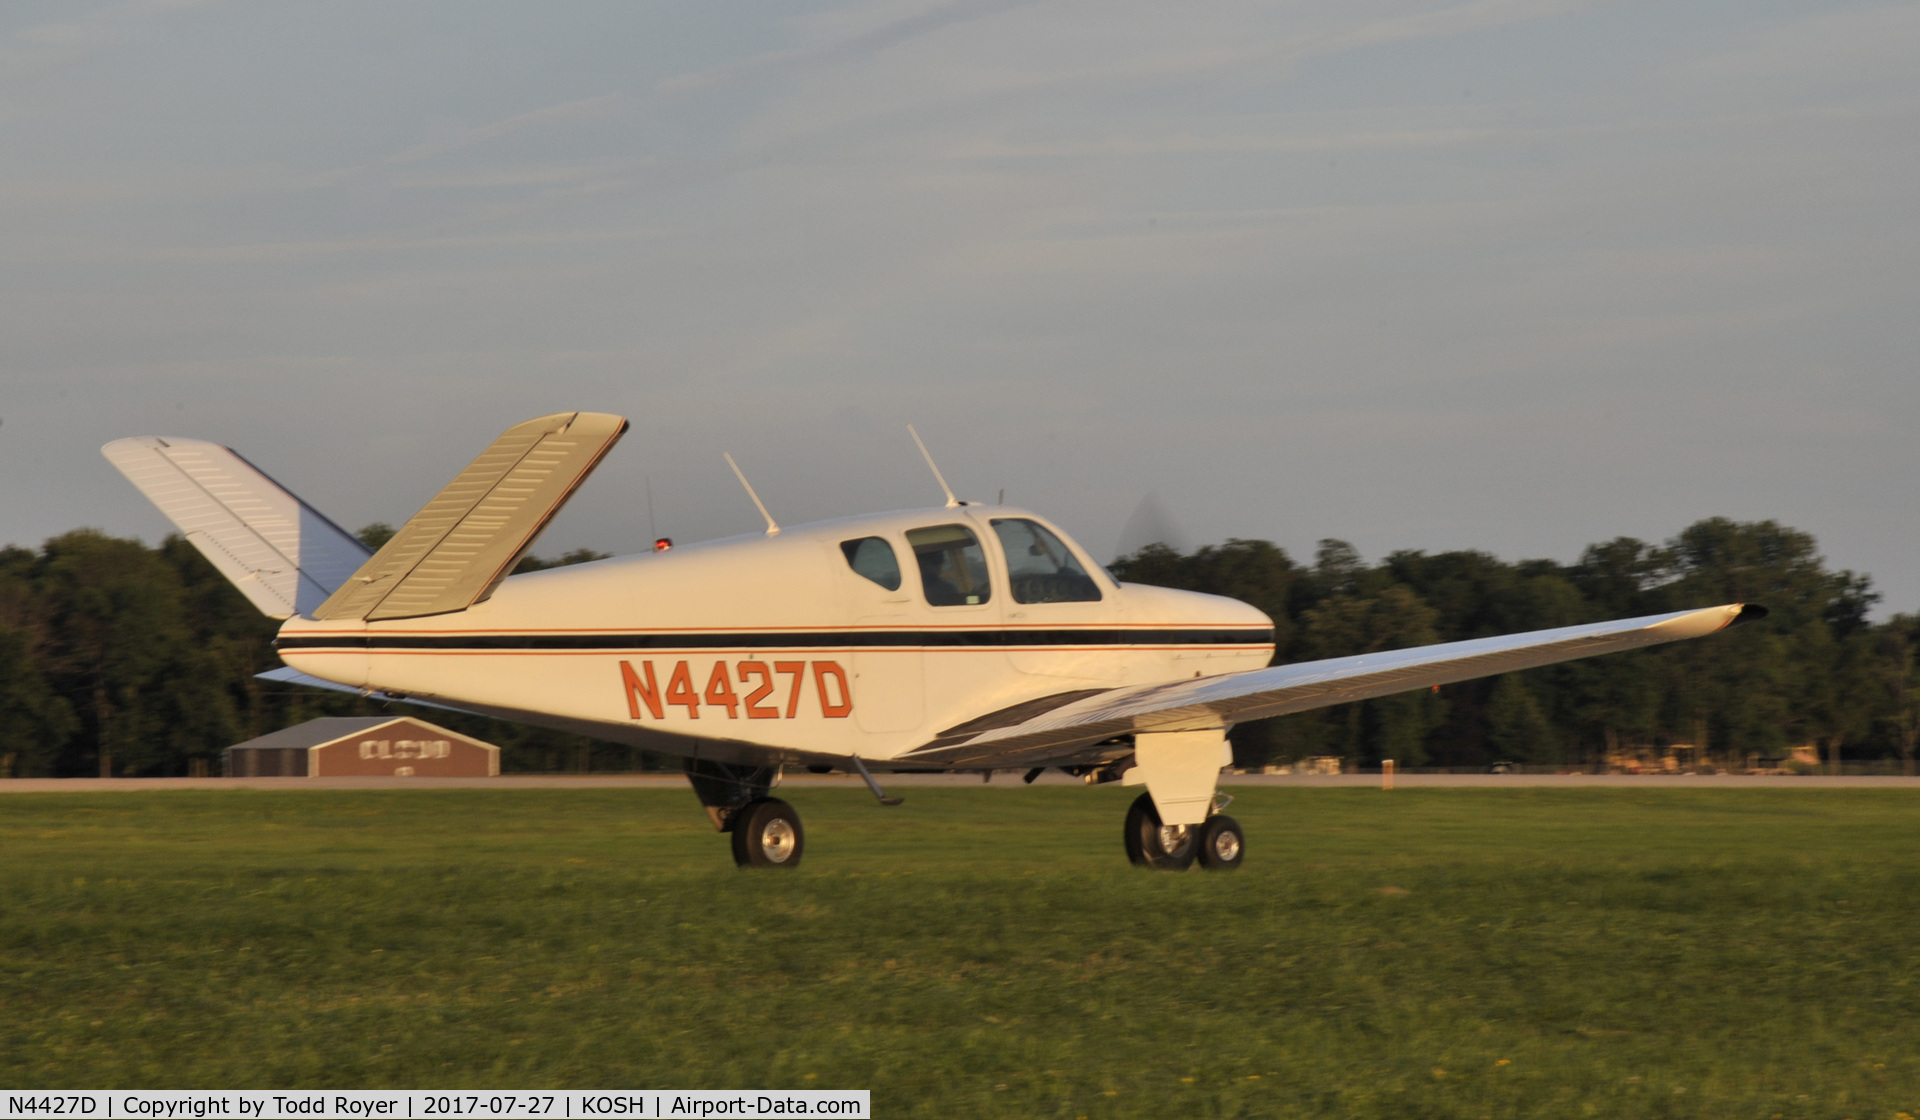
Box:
[2,786,1918,1118]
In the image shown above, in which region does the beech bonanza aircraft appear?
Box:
[106,412,1763,870]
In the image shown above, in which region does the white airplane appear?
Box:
[104,412,1764,870]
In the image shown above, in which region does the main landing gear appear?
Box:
[731,797,804,868]
[686,759,805,869]
[1123,792,1243,871]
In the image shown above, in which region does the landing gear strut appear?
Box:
[685,759,806,869]
[1123,792,1242,871]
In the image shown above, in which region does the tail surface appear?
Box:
[102,437,372,619]
[311,411,628,622]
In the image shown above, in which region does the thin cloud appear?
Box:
[657,0,1042,96]
[0,0,233,82]
[948,125,1506,161]
[371,93,625,170]
[685,0,1600,181]
[1672,3,1920,93]
[1305,0,1588,56]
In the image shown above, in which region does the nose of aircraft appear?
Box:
[1116,580,1277,637]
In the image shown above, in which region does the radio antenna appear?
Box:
[723,452,781,536]
[906,423,959,508]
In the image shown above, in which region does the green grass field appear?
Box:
[2,786,1918,1118]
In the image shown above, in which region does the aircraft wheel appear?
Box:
[1122,792,1196,871]
[731,798,804,869]
[1196,814,1245,871]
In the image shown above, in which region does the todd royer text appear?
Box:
[7,1091,870,1119]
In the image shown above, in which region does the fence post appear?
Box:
[1382,759,1395,790]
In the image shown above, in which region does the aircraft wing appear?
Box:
[900,603,1763,769]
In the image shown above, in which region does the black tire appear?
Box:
[1196,814,1245,871]
[1122,792,1196,871]
[731,798,804,869]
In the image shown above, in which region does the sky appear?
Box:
[3,0,1916,611]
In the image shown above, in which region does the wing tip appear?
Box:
[1657,603,1770,639]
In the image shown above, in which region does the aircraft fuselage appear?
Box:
[274,505,1274,767]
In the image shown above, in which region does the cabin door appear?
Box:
[833,536,926,734]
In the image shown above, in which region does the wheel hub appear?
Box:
[1210,827,1241,863]
[760,817,798,863]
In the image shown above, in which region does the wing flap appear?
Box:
[901,603,1761,768]
[312,411,628,621]
[102,437,371,618]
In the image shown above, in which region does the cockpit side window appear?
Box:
[990,518,1103,604]
[906,524,992,606]
[839,536,903,591]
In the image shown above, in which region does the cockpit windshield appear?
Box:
[906,524,992,606]
[990,518,1103,603]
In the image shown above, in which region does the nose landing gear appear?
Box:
[1123,792,1242,871]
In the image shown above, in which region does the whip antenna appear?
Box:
[724,452,781,536]
[907,423,959,508]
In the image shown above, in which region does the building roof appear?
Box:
[227,716,484,753]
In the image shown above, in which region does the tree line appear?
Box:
[0,516,1914,776]
[0,525,632,778]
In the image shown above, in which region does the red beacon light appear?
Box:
[653,537,673,552]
